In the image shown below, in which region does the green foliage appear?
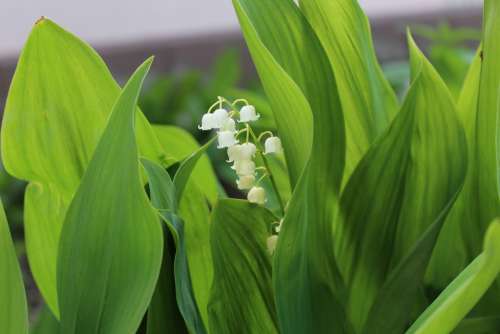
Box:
[0,1,499,334]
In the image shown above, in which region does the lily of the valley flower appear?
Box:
[236,174,255,190]
[198,112,217,130]
[267,235,278,255]
[232,160,256,176]
[227,143,257,162]
[220,117,236,132]
[213,108,230,128]
[217,131,238,148]
[239,105,260,122]
[264,136,283,154]
[247,186,266,205]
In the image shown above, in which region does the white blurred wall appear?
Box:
[0,0,482,58]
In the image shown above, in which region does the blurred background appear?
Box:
[0,0,484,324]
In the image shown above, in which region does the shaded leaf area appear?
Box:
[301,0,399,180]
[153,125,218,204]
[335,34,467,332]
[0,200,28,334]
[407,220,500,334]
[0,18,167,316]
[142,159,208,334]
[208,199,278,334]
[31,305,59,334]
[57,59,163,334]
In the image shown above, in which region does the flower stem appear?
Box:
[248,126,285,216]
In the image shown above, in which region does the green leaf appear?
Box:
[335,33,467,332]
[0,199,28,334]
[142,159,207,334]
[300,0,399,179]
[233,0,346,188]
[152,125,218,204]
[23,182,66,316]
[57,58,163,334]
[406,220,500,334]
[31,305,59,334]
[1,18,167,316]
[173,136,216,205]
[233,1,349,332]
[208,199,278,334]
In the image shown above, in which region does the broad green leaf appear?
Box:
[1,18,165,195]
[0,199,28,334]
[57,59,163,334]
[406,220,500,334]
[142,159,208,334]
[1,18,167,316]
[208,199,278,334]
[23,182,66,316]
[233,1,349,332]
[300,0,399,180]
[233,0,346,188]
[335,34,467,332]
[153,125,218,204]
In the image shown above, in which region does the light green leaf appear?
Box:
[153,125,218,204]
[406,220,500,334]
[0,199,28,334]
[208,199,278,334]
[23,182,66,316]
[233,0,346,188]
[300,0,399,180]
[1,18,167,316]
[57,58,163,334]
[142,159,208,334]
[335,33,467,332]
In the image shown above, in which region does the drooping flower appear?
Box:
[239,105,260,122]
[267,235,278,255]
[227,143,257,162]
[236,174,255,190]
[232,160,256,176]
[213,108,230,128]
[264,136,283,154]
[217,131,238,148]
[220,117,236,132]
[247,186,266,205]
[198,112,217,130]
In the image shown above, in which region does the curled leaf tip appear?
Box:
[35,16,46,25]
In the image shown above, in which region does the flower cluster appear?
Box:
[199,97,283,206]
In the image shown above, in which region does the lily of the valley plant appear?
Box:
[1,0,499,333]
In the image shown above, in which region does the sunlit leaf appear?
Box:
[301,0,399,180]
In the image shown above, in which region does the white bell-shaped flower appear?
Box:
[264,136,283,154]
[239,105,260,123]
[213,108,230,128]
[220,117,236,132]
[198,112,217,130]
[232,159,255,176]
[247,186,266,205]
[266,235,278,255]
[227,143,256,162]
[217,131,238,149]
[236,174,255,190]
